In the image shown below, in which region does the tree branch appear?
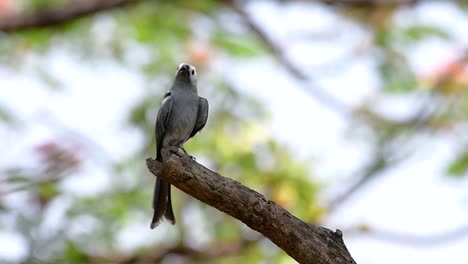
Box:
[345,223,468,246]
[113,238,260,263]
[146,154,356,264]
[229,1,353,118]
[315,0,421,4]
[0,0,447,33]
[0,0,139,32]
[327,155,388,211]
[327,48,468,211]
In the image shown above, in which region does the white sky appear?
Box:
[1,1,468,263]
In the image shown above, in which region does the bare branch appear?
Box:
[229,1,353,118]
[327,155,387,211]
[328,49,468,210]
[346,223,468,246]
[111,238,259,264]
[0,0,139,32]
[146,154,356,264]
[300,0,435,5]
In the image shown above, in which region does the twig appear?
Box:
[149,238,259,263]
[230,1,353,118]
[146,154,356,264]
[2,178,58,194]
[346,223,468,246]
[0,0,139,32]
[86,238,259,263]
[327,155,387,211]
[328,49,468,210]
[304,0,423,5]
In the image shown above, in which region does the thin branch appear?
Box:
[230,0,405,217]
[146,154,356,264]
[111,239,258,263]
[0,0,428,34]
[0,0,139,32]
[327,49,468,210]
[327,155,387,211]
[2,178,59,194]
[229,1,353,118]
[40,113,114,165]
[346,223,468,246]
[326,103,433,212]
[306,0,427,5]
[150,238,260,263]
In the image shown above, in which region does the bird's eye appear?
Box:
[191,70,195,75]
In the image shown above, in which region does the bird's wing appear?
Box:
[189,96,209,139]
[155,91,172,160]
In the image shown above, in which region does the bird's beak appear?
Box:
[177,64,190,75]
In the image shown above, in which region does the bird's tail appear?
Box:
[150,155,176,229]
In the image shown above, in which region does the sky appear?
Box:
[1,1,468,263]
[239,2,468,263]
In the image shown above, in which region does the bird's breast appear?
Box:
[163,90,199,146]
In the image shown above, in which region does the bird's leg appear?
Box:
[168,146,184,157]
[181,148,196,161]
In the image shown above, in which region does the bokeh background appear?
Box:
[1,0,468,263]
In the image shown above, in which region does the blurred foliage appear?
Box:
[0,105,15,124]
[447,152,468,177]
[0,0,468,263]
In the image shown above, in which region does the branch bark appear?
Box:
[0,0,433,33]
[146,154,356,264]
[0,0,139,32]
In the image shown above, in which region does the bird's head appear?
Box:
[175,63,197,86]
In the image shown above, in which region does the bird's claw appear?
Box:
[168,147,196,160]
[181,148,196,160]
[169,147,184,157]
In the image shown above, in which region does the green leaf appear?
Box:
[379,57,418,93]
[0,106,15,124]
[126,3,190,44]
[447,153,468,177]
[25,0,69,11]
[177,0,217,14]
[375,29,392,47]
[17,29,52,48]
[63,241,89,262]
[212,32,263,57]
[399,25,451,42]
[6,175,30,183]
[38,181,59,199]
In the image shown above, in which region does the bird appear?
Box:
[151,63,209,229]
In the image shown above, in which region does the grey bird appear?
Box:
[151,63,209,229]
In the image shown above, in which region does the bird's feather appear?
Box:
[155,91,172,161]
[189,97,209,139]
